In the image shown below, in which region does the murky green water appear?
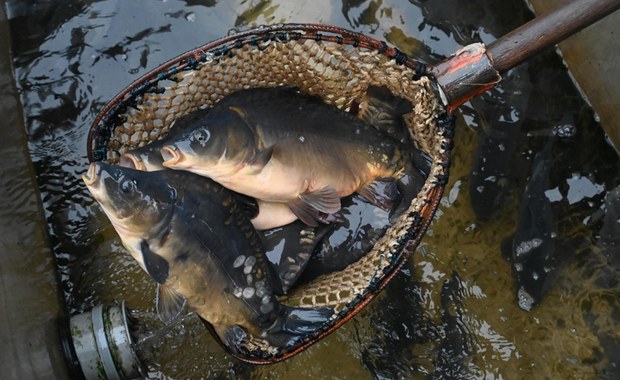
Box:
[6,0,619,378]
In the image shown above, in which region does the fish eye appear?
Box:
[192,129,210,144]
[120,178,136,193]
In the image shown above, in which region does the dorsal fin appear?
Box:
[358,86,413,143]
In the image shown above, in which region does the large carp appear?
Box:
[83,162,334,354]
[160,87,415,226]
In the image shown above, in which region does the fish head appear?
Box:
[160,125,223,173]
[160,106,256,174]
[83,162,176,237]
[120,149,164,171]
[120,140,169,172]
[119,152,147,171]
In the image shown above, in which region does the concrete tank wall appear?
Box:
[527,0,620,153]
[0,5,70,379]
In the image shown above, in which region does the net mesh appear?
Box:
[88,24,453,361]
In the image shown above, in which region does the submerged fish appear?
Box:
[501,126,575,311]
[83,162,334,353]
[468,70,531,220]
[598,185,620,250]
[434,272,473,378]
[160,87,414,226]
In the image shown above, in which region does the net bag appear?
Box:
[87,23,454,364]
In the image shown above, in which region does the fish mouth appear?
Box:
[82,162,100,187]
[161,146,183,167]
[119,153,144,170]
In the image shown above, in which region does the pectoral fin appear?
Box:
[287,187,340,226]
[298,186,341,214]
[288,200,320,227]
[247,146,274,168]
[140,240,169,284]
[156,285,187,324]
[357,179,399,210]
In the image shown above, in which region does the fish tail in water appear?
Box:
[357,85,413,142]
[263,305,334,347]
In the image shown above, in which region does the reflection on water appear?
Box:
[6,0,620,378]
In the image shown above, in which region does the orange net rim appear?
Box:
[86,23,455,364]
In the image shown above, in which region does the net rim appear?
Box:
[87,23,428,162]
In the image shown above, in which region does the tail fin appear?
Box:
[358,85,413,143]
[264,305,334,348]
[209,305,334,357]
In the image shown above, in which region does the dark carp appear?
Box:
[502,122,576,311]
[160,87,416,226]
[83,162,334,354]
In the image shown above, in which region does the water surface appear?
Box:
[6,0,619,378]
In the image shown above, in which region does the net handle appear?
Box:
[488,0,620,73]
[429,0,620,110]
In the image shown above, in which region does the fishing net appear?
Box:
[88,24,454,363]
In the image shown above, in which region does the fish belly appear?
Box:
[215,160,309,202]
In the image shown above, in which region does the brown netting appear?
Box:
[88,24,453,362]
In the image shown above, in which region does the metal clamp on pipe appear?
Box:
[60,302,144,380]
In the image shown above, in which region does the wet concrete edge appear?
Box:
[527,0,620,153]
[0,3,70,379]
